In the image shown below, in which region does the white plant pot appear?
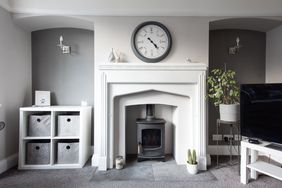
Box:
[186,163,198,175]
[219,104,240,122]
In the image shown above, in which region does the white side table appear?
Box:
[240,140,282,184]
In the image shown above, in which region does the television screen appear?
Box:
[241,83,282,144]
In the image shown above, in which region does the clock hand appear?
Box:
[147,37,159,49]
[153,43,159,49]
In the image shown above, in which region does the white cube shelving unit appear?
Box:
[18,106,92,169]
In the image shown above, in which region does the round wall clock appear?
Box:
[131,21,172,63]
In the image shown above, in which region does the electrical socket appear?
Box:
[212,134,223,141]
[223,134,234,142]
[234,134,241,141]
[223,134,233,139]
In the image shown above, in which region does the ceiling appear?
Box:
[2,0,282,16]
[1,1,282,32]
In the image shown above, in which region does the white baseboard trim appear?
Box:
[206,154,211,166]
[208,145,240,155]
[198,155,208,170]
[91,154,101,167]
[0,153,18,174]
[208,145,282,164]
[260,153,282,163]
[92,154,107,171]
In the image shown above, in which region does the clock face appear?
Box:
[131,21,172,63]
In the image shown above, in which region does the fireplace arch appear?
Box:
[114,90,191,167]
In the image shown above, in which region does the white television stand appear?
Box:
[241,139,282,184]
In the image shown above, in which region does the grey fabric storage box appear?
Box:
[28,115,51,136]
[57,115,80,136]
[26,141,50,165]
[57,140,79,164]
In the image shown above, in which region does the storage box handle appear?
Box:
[67,118,71,123]
[66,145,71,150]
[35,146,40,150]
[37,118,41,123]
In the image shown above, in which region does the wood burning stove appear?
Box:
[136,104,166,162]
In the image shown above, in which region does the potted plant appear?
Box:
[186,149,198,175]
[207,68,240,122]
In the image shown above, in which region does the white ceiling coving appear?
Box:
[12,14,94,31]
[210,18,282,32]
[1,0,282,16]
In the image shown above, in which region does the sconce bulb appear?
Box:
[236,37,240,46]
[59,36,64,47]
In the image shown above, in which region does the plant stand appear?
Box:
[216,119,240,167]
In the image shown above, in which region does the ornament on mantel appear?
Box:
[108,48,115,63]
[185,58,192,63]
[185,58,200,64]
[114,49,121,63]
[108,48,122,63]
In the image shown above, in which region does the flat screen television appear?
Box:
[241,83,282,144]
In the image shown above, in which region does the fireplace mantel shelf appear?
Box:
[99,63,208,71]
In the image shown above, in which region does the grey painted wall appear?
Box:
[32,28,94,143]
[32,28,94,106]
[266,25,282,83]
[0,7,32,163]
[208,29,266,145]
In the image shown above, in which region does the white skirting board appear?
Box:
[0,153,18,174]
[208,145,282,163]
[208,145,240,155]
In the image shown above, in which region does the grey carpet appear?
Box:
[91,165,154,181]
[0,165,96,188]
[91,160,215,182]
[152,163,215,182]
[1,156,282,188]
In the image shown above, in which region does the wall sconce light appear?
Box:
[229,37,242,55]
[57,35,71,54]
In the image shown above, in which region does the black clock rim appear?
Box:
[131,21,172,63]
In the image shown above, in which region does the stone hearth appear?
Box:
[92,63,208,171]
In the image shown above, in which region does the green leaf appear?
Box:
[207,67,239,106]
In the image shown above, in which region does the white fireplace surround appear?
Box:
[92,63,208,171]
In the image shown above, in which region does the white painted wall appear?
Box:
[92,16,209,65]
[91,16,209,160]
[0,7,31,164]
[266,25,282,83]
